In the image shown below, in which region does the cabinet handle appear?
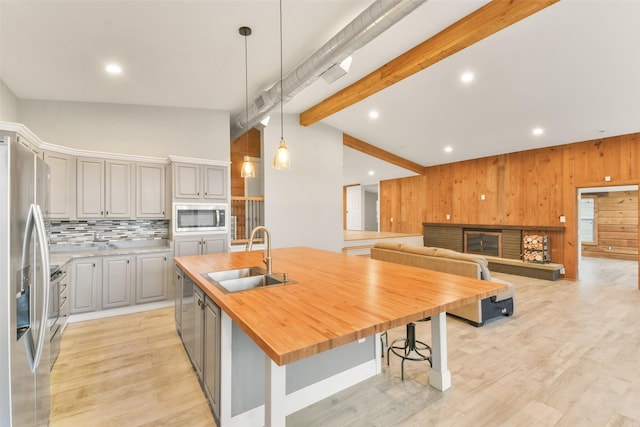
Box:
[164,256,167,261]
[127,260,129,264]
[101,211,104,215]
[205,192,208,196]
[162,211,165,215]
[92,263,96,268]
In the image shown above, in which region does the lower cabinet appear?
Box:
[178,269,221,422]
[174,266,183,335]
[202,295,221,418]
[135,253,169,303]
[71,250,171,314]
[71,259,100,313]
[102,256,133,309]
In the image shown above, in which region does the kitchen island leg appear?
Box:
[265,356,286,427]
[429,311,452,391]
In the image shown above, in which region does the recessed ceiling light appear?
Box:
[368,170,375,176]
[444,146,453,153]
[105,63,122,75]
[368,110,379,120]
[460,71,474,83]
[532,127,544,136]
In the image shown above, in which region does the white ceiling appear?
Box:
[2,0,639,187]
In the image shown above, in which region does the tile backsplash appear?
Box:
[48,219,169,247]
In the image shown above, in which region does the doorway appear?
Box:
[344,184,379,231]
[577,184,639,286]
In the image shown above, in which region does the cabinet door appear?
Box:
[202,165,227,200]
[105,161,132,218]
[174,267,183,334]
[202,235,228,255]
[173,163,201,199]
[182,274,195,361]
[203,296,220,418]
[44,151,75,219]
[102,256,132,309]
[193,286,204,379]
[135,253,168,303]
[136,163,166,218]
[174,236,204,257]
[77,158,104,218]
[71,260,99,313]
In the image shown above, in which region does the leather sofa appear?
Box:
[370,242,515,326]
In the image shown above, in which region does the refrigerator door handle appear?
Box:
[31,204,50,373]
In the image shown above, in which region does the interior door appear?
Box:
[346,185,362,231]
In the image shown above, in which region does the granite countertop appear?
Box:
[49,240,172,267]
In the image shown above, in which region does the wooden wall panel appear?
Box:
[230,128,261,197]
[582,191,638,260]
[380,132,640,284]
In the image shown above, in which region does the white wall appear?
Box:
[0,80,19,122]
[18,99,229,160]
[263,114,343,253]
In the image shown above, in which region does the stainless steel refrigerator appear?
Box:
[0,131,51,426]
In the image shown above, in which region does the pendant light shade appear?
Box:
[241,155,256,178]
[273,0,290,170]
[273,139,290,170]
[240,26,255,179]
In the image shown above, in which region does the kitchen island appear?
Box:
[175,246,508,427]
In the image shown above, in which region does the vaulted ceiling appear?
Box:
[2,0,639,186]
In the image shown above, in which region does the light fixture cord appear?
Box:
[245,31,249,156]
[280,0,284,140]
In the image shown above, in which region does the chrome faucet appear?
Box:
[246,226,272,275]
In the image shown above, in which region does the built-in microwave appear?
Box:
[174,203,228,234]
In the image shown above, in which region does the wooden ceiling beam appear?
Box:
[343,133,426,175]
[301,0,559,126]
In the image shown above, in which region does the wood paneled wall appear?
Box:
[230,128,261,197]
[581,191,638,260]
[380,132,640,282]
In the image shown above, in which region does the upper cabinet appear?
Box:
[136,163,166,218]
[76,157,133,219]
[172,162,228,201]
[44,151,76,219]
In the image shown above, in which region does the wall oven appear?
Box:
[174,203,228,234]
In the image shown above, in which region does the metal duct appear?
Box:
[230,0,427,140]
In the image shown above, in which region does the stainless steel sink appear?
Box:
[202,267,292,293]
[205,267,266,283]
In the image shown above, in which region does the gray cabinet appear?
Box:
[77,157,132,219]
[71,259,99,313]
[44,151,75,219]
[202,165,227,200]
[193,286,205,378]
[174,267,183,335]
[202,295,221,418]
[135,252,169,303]
[136,163,166,218]
[102,256,132,309]
[172,162,228,201]
[182,281,221,421]
[181,273,195,361]
[174,234,228,257]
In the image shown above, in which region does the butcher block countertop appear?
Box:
[175,246,507,366]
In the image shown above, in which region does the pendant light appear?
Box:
[240,26,256,178]
[273,0,290,170]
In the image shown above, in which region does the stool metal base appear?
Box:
[386,323,432,381]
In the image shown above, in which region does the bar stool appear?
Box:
[386,322,432,381]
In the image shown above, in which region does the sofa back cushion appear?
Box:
[371,246,481,279]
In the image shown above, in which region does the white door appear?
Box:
[346,185,363,230]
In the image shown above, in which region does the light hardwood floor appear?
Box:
[51,257,640,426]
